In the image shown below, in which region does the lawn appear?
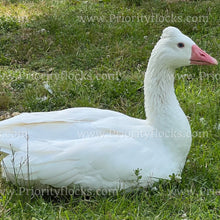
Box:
[0,0,219,219]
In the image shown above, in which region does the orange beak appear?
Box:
[190,45,218,65]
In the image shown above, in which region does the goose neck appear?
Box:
[144,63,181,129]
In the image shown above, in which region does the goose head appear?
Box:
[151,26,218,69]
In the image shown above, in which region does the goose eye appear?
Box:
[177,42,185,48]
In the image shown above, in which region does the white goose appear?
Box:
[0,27,217,190]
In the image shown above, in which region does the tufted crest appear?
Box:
[161,26,182,39]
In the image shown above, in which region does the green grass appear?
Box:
[0,0,219,219]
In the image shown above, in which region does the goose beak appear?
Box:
[190,45,218,65]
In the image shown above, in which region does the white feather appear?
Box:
[1,27,211,190]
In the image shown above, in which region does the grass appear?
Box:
[0,0,219,219]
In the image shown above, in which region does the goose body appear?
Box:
[0,27,217,190]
